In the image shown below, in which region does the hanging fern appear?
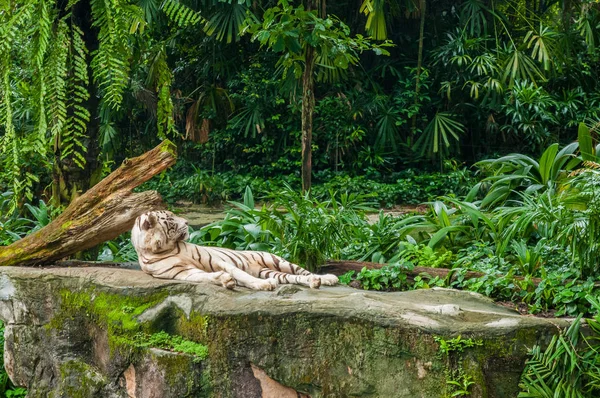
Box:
[62,24,90,169]
[90,0,133,109]
[0,0,174,210]
[31,0,52,155]
[0,2,36,210]
[151,48,176,139]
[47,19,69,153]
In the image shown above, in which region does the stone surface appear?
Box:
[0,266,570,398]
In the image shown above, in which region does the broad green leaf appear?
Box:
[243,223,262,238]
[428,226,466,249]
[538,143,558,185]
[578,122,595,161]
[481,186,510,208]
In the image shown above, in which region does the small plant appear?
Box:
[338,271,355,285]
[398,243,454,268]
[6,387,27,398]
[0,192,34,245]
[97,233,138,262]
[435,335,483,398]
[445,366,475,398]
[355,264,411,291]
[434,335,483,357]
[24,199,55,232]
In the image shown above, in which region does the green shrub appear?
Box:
[139,165,475,208]
[518,297,600,397]
[192,186,374,271]
[396,243,453,268]
[355,264,411,291]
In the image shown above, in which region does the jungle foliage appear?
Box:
[1,1,600,395]
[0,0,599,212]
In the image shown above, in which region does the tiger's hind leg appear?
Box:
[258,268,321,289]
[258,253,339,287]
[214,261,278,291]
[171,268,235,289]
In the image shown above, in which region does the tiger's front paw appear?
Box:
[257,278,278,291]
[216,271,236,289]
[319,274,339,286]
[308,276,321,289]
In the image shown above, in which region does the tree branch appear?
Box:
[0,140,177,267]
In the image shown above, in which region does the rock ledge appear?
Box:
[0,266,568,398]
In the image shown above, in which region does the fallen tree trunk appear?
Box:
[323,260,485,280]
[0,141,177,267]
[322,260,600,288]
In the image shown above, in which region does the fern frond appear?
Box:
[90,0,137,109]
[0,1,36,212]
[161,0,202,27]
[518,317,591,398]
[47,19,69,146]
[0,2,34,57]
[31,0,53,155]
[62,23,90,169]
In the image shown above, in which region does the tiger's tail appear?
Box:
[264,253,312,276]
[258,268,320,288]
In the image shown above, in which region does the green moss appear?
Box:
[159,139,177,157]
[116,331,208,362]
[175,311,209,343]
[61,221,73,230]
[59,360,105,398]
[47,287,209,395]
[48,288,170,357]
[51,289,167,331]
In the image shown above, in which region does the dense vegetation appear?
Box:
[1,0,599,204]
[1,0,600,396]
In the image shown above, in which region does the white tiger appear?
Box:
[131,210,339,291]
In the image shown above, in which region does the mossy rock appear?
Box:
[0,267,570,398]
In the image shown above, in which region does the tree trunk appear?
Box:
[0,141,177,267]
[410,0,426,143]
[301,45,316,193]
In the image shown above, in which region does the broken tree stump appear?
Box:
[0,140,177,267]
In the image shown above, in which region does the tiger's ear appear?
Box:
[141,213,157,230]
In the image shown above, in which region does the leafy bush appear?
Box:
[192,186,374,271]
[396,243,453,268]
[97,234,138,262]
[0,193,55,246]
[140,165,475,208]
[518,296,600,397]
[355,264,411,291]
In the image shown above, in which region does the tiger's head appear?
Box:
[131,210,189,254]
